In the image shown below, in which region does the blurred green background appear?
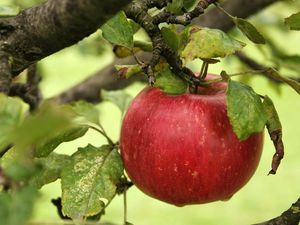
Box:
[3,0,300,224]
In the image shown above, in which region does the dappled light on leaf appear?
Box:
[61,145,123,220]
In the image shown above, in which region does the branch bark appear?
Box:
[55,53,151,103]
[0,0,132,76]
[55,0,280,103]
[254,198,300,225]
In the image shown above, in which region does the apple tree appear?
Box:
[0,0,300,225]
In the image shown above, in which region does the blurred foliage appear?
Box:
[2,0,46,9]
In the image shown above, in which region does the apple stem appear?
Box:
[199,61,209,80]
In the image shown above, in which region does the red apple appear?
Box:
[120,77,263,206]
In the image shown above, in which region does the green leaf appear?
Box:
[101,11,134,49]
[10,102,75,150]
[0,94,25,152]
[161,27,180,52]
[183,0,197,10]
[0,5,19,17]
[285,12,300,31]
[71,101,100,125]
[166,0,184,14]
[35,126,88,157]
[216,5,265,44]
[1,102,75,180]
[61,145,123,220]
[128,19,140,34]
[0,146,38,181]
[0,186,37,225]
[101,90,133,115]
[180,27,245,62]
[263,96,281,134]
[154,67,188,95]
[227,80,267,140]
[30,153,71,188]
[134,40,153,52]
[233,18,265,44]
[115,64,143,79]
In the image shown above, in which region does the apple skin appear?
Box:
[120,79,263,206]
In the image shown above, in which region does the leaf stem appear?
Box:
[199,61,209,80]
[88,126,114,146]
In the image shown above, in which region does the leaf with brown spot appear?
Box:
[263,96,284,175]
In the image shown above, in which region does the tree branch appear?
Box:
[55,0,280,103]
[192,0,279,31]
[235,52,300,83]
[254,198,300,225]
[55,53,151,103]
[0,0,132,76]
[9,64,42,111]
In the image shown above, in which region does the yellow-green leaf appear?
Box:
[180,26,245,62]
[234,18,265,44]
[101,11,134,49]
[0,5,19,17]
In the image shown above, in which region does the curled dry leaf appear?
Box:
[263,96,284,175]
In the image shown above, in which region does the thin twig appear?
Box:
[89,126,114,146]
